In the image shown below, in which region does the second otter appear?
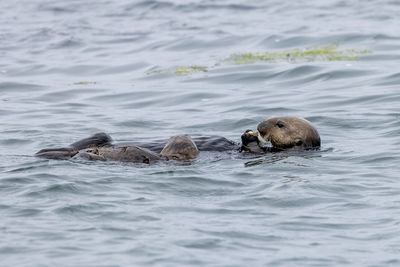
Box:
[36,135,199,164]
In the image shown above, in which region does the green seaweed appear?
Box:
[224,44,372,64]
[175,65,208,74]
[74,81,97,85]
[145,44,373,76]
[146,69,164,75]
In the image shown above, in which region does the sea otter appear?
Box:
[36,116,320,163]
[240,116,320,152]
[36,134,200,163]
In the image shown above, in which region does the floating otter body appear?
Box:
[36,134,200,164]
[72,145,161,163]
[241,116,320,152]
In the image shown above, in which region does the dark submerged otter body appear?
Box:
[36,133,234,163]
[35,133,113,160]
[73,145,161,163]
[121,135,238,153]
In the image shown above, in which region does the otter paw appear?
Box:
[241,130,259,146]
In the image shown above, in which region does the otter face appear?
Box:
[160,135,199,160]
[256,116,320,149]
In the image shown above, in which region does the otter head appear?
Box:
[160,135,199,160]
[254,116,320,149]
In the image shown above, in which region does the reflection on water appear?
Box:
[244,150,323,167]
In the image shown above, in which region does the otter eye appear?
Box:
[276,121,285,128]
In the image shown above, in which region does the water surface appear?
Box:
[1,0,400,266]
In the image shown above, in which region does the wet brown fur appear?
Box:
[160,135,199,160]
[74,136,199,163]
[36,134,199,163]
[257,116,320,149]
[75,146,161,163]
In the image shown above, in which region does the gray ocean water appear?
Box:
[1,0,400,266]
